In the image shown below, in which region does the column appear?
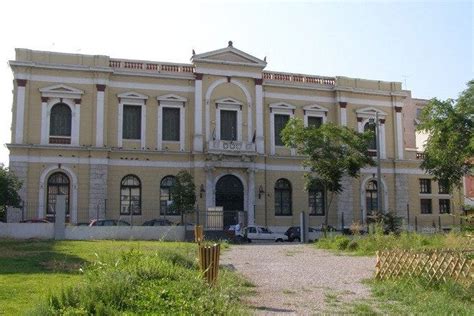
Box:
[193,74,203,152]
[247,168,256,225]
[395,106,404,159]
[357,117,363,132]
[72,99,81,146]
[379,119,386,159]
[205,166,214,211]
[255,79,264,154]
[95,84,106,147]
[15,79,27,144]
[339,102,347,126]
[40,97,48,144]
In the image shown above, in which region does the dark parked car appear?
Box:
[284,226,334,242]
[20,218,51,223]
[89,219,130,226]
[142,219,175,226]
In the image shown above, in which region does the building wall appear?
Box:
[7,46,462,229]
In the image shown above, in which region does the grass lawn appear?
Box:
[315,232,473,315]
[0,240,251,315]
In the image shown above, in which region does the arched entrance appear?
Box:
[215,175,244,226]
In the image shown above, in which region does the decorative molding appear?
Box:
[16,79,27,87]
[192,45,267,68]
[96,84,106,92]
[194,66,262,79]
[117,91,149,101]
[195,73,204,80]
[255,78,263,85]
[395,106,403,113]
[39,84,84,99]
[355,107,388,118]
[339,101,347,108]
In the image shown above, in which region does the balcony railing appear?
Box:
[263,71,336,86]
[109,59,194,74]
[207,140,256,153]
[416,152,426,159]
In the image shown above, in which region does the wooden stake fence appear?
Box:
[375,249,473,288]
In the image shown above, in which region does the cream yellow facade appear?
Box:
[7,43,462,230]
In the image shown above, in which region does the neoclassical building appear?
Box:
[7,42,462,230]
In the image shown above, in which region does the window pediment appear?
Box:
[303,104,328,113]
[269,102,296,113]
[215,97,243,106]
[118,91,148,105]
[157,94,187,103]
[39,84,84,99]
[355,107,387,118]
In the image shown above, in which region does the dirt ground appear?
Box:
[221,243,376,315]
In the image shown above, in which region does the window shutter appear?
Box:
[220,110,237,141]
[123,105,141,139]
[274,114,289,146]
[163,108,180,141]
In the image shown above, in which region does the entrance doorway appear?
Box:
[215,175,244,227]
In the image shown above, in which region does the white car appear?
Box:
[242,225,288,242]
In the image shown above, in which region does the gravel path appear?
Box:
[221,244,375,315]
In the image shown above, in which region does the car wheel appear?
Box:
[276,238,283,242]
[247,239,252,243]
[295,237,301,242]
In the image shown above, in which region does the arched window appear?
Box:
[309,182,325,216]
[160,176,177,215]
[366,180,378,213]
[275,179,292,216]
[46,172,70,219]
[120,175,141,215]
[364,122,376,151]
[49,103,72,144]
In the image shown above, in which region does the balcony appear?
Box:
[416,152,426,159]
[207,140,256,154]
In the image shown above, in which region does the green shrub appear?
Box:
[316,231,470,256]
[346,240,359,251]
[336,237,350,250]
[32,248,250,315]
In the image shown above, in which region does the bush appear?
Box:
[33,248,249,315]
[347,240,359,251]
[316,231,470,256]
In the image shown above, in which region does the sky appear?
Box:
[0,0,472,166]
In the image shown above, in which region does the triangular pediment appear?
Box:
[192,43,266,68]
[117,91,148,100]
[356,107,387,117]
[157,94,187,102]
[269,102,296,110]
[303,104,328,112]
[39,84,84,97]
[215,97,243,105]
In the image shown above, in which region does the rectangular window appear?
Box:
[308,116,323,128]
[274,114,290,146]
[439,199,451,214]
[419,179,431,194]
[220,110,237,141]
[309,189,325,216]
[420,199,432,214]
[162,107,180,141]
[123,105,141,139]
[438,180,450,194]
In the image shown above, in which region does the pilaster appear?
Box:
[95,84,106,147]
[15,79,27,144]
[193,73,204,152]
[255,79,264,154]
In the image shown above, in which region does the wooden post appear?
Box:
[198,243,220,285]
[194,225,203,244]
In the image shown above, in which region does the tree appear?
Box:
[0,165,22,221]
[417,80,474,191]
[170,170,196,224]
[281,119,375,225]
